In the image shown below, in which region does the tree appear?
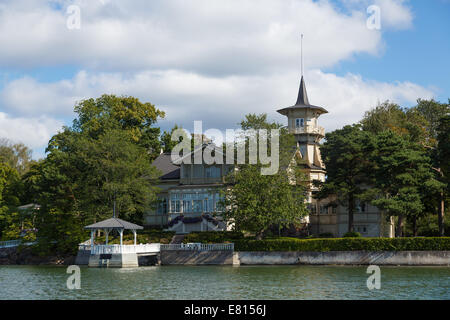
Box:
[0,162,23,239]
[221,114,307,239]
[0,139,33,175]
[365,130,442,237]
[161,124,181,153]
[72,94,165,160]
[315,125,370,233]
[25,95,165,253]
[221,164,306,239]
[436,115,450,236]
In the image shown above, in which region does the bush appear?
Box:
[318,232,334,238]
[343,231,362,238]
[183,231,244,244]
[234,237,450,252]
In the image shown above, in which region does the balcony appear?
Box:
[289,126,325,136]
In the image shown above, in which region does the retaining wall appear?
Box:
[160,250,233,265]
[235,251,450,266]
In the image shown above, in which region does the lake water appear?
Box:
[0,265,449,300]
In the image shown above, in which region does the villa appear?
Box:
[145,73,395,238]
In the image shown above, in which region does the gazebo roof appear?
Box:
[84,217,143,230]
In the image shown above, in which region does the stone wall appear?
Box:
[160,250,233,265]
[235,251,450,266]
[0,247,75,265]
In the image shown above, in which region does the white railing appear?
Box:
[88,243,161,255]
[160,243,234,251]
[290,126,325,136]
[0,240,21,248]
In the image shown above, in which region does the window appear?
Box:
[295,118,304,128]
[356,200,366,213]
[157,198,167,214]
[355,225,368,234]
[193,200,202,212]
[309,204,317,214]
[320,205,328,214]
[183,200,192,213]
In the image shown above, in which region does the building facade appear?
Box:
[145,147,230,233]
[277,76,394,238]
[144,75,394,237]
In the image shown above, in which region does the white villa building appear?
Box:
[145,74,394,238]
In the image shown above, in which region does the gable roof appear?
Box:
[84,217,143,230]
[152,152,180,180]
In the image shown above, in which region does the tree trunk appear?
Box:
[348,195,355,233]
[396,215,404,237]
[412,216,417,237]
[438,191,445,237]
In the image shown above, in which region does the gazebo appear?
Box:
[84,217,143,247]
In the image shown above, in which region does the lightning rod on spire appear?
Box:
[301,33,304,78]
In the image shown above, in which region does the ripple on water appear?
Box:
[0,265,449,300]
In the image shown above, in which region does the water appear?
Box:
[0,265,449,300]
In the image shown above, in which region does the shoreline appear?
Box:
[2,247,450,266]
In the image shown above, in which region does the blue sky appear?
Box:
[0,0,448,159]
[327,0,450,102]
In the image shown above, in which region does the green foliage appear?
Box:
[72,94,165,160]
[183,231,244,243]
[316,124,370,232]
[343,231,361,238]
[220,113,307,239]
[23,94,165,254]
[234,237,450,252]
[437,115,450,182]
[318,232,334,238]
[365,130,442,229]
[0,138,33,175]
[161,124,181,152]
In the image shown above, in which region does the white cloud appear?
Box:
[0,0,425,159]
[0,0,389,73]
[0,69,435,135]
[0,112,64,158]
[342,0,413,30]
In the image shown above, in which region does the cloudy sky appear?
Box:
[0,0,448,159]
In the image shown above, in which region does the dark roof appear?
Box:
[296,76,310,106]
[152,153,180,180]
[84,218,143,230]
[277,76,328,116]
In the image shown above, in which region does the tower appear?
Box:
[277,76,328,196]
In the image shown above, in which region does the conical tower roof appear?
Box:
[277,76,328,116]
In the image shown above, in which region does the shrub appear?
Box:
[343,231,362,238]
[233,237,450,252]
[318,232,334,238]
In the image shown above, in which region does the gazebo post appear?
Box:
[119,229,123,246]
[90,230,94,253]
[133,230,137,245]
[105,229,109,245]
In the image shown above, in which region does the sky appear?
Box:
[0,0,448,159]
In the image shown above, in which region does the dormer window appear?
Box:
[295,118,304,128]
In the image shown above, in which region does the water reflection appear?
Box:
[0,265,448,300]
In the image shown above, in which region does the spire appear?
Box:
[295,76,310,106]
